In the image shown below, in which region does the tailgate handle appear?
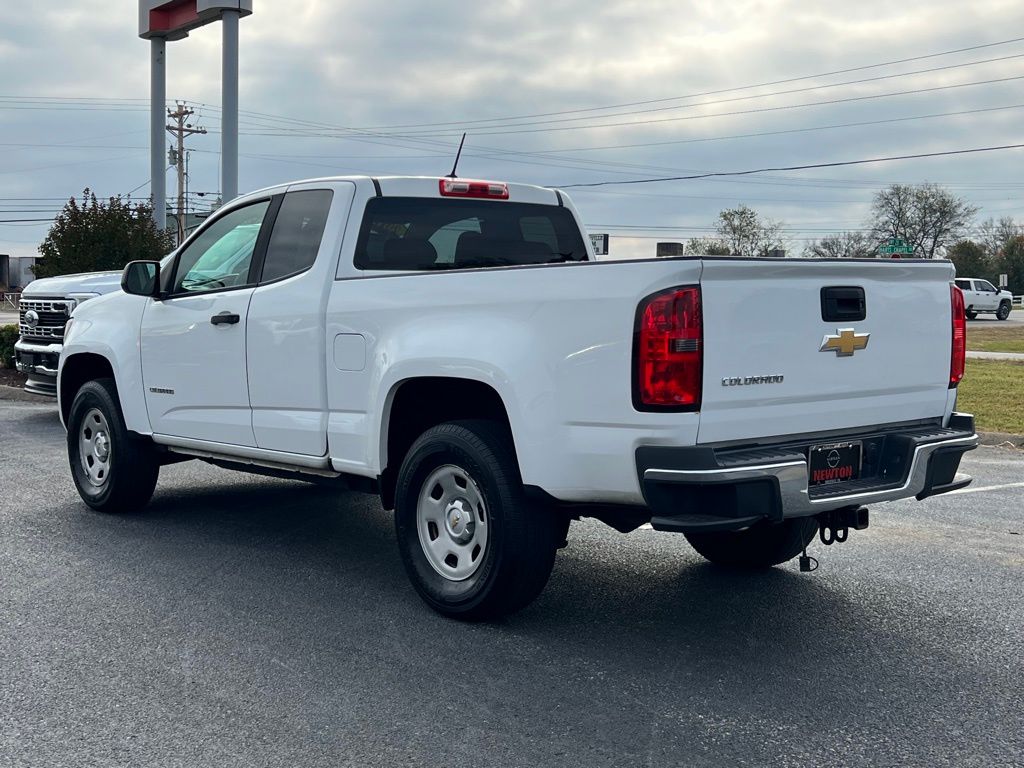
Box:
[821,286,866,322]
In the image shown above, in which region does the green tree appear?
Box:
[716,205,785,257]
[947,240,993,281]
[995,236,1024,295]
[33,190,173,279]
[868,183,978,258]
[804,232,876,259]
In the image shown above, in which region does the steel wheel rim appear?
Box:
[79,407,112,489]
[416,464,489,581]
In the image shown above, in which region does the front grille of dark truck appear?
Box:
[18,298,73,342]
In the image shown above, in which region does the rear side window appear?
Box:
[260,190,333,283]
[354,197,588,270]
[954,279,972,291]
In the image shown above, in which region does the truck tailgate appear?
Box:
[697,259,955,444]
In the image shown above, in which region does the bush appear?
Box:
[0,324,17,369]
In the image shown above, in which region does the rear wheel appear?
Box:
[394,420,561,620]
[67,378,159,513]
[684,517,818,568]
[997,301,1011,321]
[965,309,977,320]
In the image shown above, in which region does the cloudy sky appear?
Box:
[1,0,1024,262]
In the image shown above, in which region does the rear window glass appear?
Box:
[353,197,588,270]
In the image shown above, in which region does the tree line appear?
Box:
[684,182,1022,292]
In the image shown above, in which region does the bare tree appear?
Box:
[868,183,978,258]
[685,237,731,255]
[804,231,876,259]
[715,205,786,257]
[977,216,1022,259]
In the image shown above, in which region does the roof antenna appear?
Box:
[447,133,467,178]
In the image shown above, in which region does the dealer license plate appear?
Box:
[808,441,862,487]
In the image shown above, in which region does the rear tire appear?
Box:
[394,420,561,620]
[965,309,977,320]
[67,378,159,513]
[997,301,1011,321]
[684,517,818,568]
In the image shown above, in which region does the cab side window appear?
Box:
[954,279,972,292]
[978,280,997,292]
[260,190,334,283]
[172,201,271,294]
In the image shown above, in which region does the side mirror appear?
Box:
[121,260,161,297]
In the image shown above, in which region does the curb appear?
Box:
[977,431,1024,450]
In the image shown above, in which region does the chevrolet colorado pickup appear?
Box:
[58,176,978,618]
[14,270,122,395]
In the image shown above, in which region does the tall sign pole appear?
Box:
[221,8,240,203]
[139,2,253,227]
[150,37,166,230]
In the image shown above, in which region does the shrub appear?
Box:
[0,324,17,369]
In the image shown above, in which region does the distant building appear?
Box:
[0,255,39,290]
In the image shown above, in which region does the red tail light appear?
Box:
[950,284,966,387]
[438,179,509,199]
[635,286,702,410]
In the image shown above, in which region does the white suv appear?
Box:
[955,278,1014,320]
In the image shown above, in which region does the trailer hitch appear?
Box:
[800,506,870,572]
[818,506,869,546]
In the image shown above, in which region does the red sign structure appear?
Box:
[139,1,252,40]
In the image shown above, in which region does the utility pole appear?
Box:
[166,102,206,245]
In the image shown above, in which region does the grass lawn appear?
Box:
[957,359,1024,435]
[967,323,1024,354]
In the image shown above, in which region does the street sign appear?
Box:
[589,233,609,256]
[879,238,914,255]
[999,273,1008,288]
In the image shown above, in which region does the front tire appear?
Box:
[684,517,818,568]
[394,420,561,620]
[67,378,159,513]
[997,301,1011,321]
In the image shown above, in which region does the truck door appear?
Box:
[975,279,1000,310]
[246,182,353,456]
[140,198,275,446]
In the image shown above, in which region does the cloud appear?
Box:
[1,0,1023,260]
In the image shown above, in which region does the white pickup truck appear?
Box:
[954,277,1015,320]
[14,270,123,395]
[58,175,978,618]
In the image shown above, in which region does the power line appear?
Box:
[560,143,1024,188]
[360,52,1024,135]
[356,35,1024,128]
[377,74,1024,138]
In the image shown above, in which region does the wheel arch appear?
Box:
[59,352,117,427]
[378,376,517,510]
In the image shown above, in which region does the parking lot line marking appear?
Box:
[946,481,1024,496]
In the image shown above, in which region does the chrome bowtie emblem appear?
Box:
[820,328,869,357]
[24,309,39,328]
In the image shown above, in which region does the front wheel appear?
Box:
[684,517,818,568]
[67,378,160,513]
[997,301,1011,321]
[394,420,561,620]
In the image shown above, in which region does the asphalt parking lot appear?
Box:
[1,400,1021,768]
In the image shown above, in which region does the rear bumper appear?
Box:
[637,414,979,532]
[14,339,61,397]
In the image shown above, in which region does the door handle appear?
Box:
[210,312,240,326]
